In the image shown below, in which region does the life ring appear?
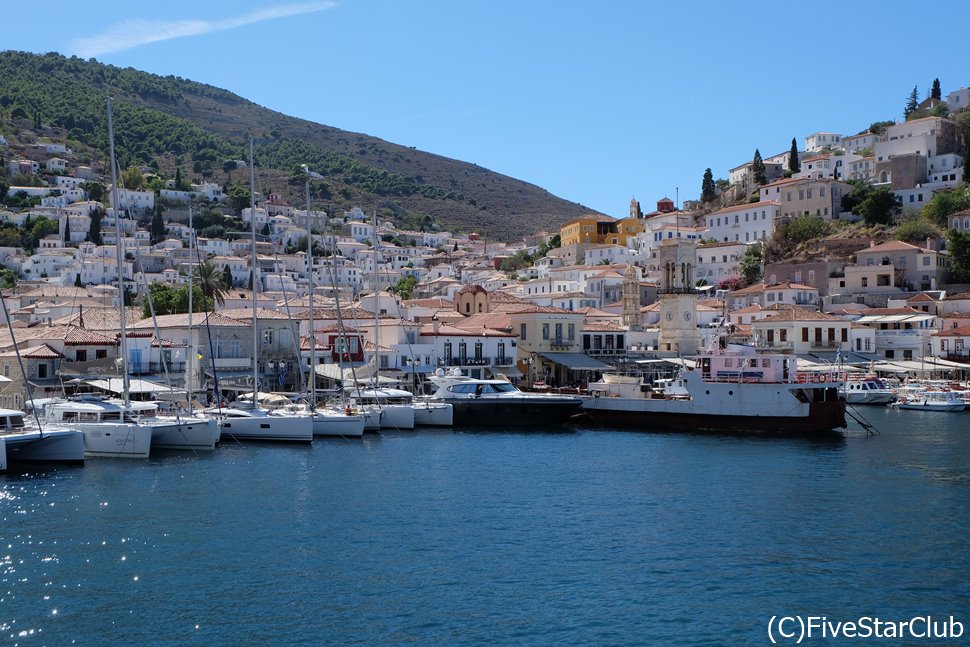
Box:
[797,374,807,383]
[816,373,828,383]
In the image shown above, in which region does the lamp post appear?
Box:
[406,356,418,394]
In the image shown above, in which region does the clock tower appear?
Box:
[657,236,702,355]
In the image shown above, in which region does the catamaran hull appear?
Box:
[580,399,846,434]
[151,418,219,451]
[74,423,154,458]
[2,429,85,464]
[378,405,415,430]
[412,403,453,427]
[312,413,365,438]
[218,416,313,443]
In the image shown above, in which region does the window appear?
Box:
[96,349,107,360]
[443,342,452,361]
[542,323,550,340]
[76,350,87,362]
[808,270,815,282]
[567,323,575,340]
[802,328,809,342]
[520,323,527,341]
[861,277,868,287]
[263,330,273,344]
[922,256,930,266]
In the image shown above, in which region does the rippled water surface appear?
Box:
[3,408,969,645]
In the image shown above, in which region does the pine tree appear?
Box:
[904,86,919,117]
[788,138,800,173]
[931,78,941,101]
[752,149,767,186]
[701,168,717,202]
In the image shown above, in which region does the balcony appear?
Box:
[586,348,626,356]
[211,357,251,369]
[436,357,492,367]
[549,337,575,350]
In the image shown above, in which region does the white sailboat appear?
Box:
[210,137,312,444]
[49,97,163,458]
[302,170,364,438]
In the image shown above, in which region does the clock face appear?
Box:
[684,312,692,321]
[665,311,673,321]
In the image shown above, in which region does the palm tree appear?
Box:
[195,261,229,310]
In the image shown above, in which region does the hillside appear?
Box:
[0,51,598,240]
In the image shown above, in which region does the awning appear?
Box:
[539,352,616,371]
[83,377,186,396]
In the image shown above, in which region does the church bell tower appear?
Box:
[657,237,702,355]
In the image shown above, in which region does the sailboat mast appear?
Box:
[249,136,259,403]
[372,209,380,385]
[107,97,130,408]
[305,174,315,405]
[187,203,194,413]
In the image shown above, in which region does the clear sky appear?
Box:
[6,1,970,218]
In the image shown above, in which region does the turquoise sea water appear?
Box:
[2,408,969,645]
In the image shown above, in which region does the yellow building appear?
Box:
[559,214,618,246]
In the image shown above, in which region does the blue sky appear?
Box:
[6,1,970,218]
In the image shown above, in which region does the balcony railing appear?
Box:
[586,348,626,356]
[211,357,251,368]
[436,357,492,367]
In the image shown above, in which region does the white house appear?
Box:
[703,201,779,244]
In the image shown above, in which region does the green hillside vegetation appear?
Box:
[0,51,597,240]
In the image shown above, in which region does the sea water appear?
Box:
[2,408,969,645]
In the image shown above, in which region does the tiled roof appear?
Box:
[906,293,938,302]
[21,343,63,359]
[130,312,247,329]
[63,328,117,346]
[52,306,142,330]
[933,326,970,337]
[708,201,780,216]
[757,305,842,322]
[856,240,928,254]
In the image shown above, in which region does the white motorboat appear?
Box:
[841,376,895,405]
[428,370,582,427]
[891,389,966,412]
[1,408,84,467]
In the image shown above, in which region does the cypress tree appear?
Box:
[701,168,717,202]
[931,78,941,101]
[150,203,165,245]
[752,149,767,185]
[222,264,233,289]
[788,138,800,173]
[88,210,103,245]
